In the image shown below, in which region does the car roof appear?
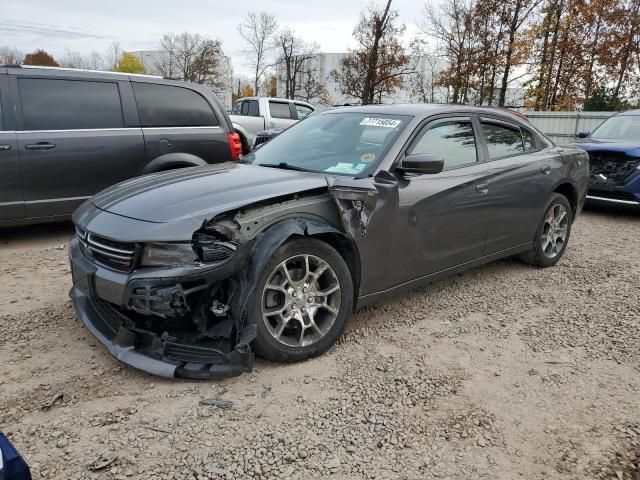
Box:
[317,103,528,123]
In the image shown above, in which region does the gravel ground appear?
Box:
[1,204,639,480]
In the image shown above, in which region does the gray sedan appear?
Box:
[69,104,589,379]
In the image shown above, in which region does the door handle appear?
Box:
[476,183,489,194]
[25,142,56,150]
[0,144,11,151]
[540,165,551,175]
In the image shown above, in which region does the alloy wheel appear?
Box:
[541,203,569,259]
[261,254,341,348]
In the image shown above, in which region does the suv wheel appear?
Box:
[519,193,573,268]
[251,238,353,363]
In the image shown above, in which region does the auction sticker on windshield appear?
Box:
[360,118,402,128]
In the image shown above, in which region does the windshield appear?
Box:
[246,112,411,176]
[591,115,640,141]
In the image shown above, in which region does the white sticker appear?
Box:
[326,162,360,174]
[360,117,401,128]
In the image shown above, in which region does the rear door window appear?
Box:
[18,78,124,130]
[269,101,293,119]
[481,122,525,159]
[247,100,259,117]
[133,83,218,127]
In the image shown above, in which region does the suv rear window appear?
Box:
[18,78,124,130]
[269,101,292,119]
[133,83,219,127]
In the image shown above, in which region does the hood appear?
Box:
[92,162,328,223]
[572,139,640,157]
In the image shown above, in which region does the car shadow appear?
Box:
[583,201,640,218]
[0,221,76,249]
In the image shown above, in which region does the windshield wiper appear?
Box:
[259,162,311,172]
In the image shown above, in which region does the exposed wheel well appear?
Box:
[303,232,361,311]
[553,183,577,218]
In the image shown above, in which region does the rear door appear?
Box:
[479,117,557,253]
[132,82,229,165]
[267,100,298,129]
[393,116,492,280]
[14,74,145,219]
[0,72,23,221]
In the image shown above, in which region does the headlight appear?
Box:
[140,242,197,267]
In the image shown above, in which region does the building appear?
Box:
[131,50,233,109]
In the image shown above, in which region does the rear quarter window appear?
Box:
[133,83,219,127]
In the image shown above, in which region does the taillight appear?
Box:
[227,132,243,161]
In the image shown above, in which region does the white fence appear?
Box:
[524,111,615,145]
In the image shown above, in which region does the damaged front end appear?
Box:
[70,175,386,380]
[70,223,258,379]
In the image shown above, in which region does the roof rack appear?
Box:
[2,65,162,79]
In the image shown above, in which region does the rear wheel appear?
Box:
[519,193,573,268]
[251,238,353,363]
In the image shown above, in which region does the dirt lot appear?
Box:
[1,205,639,480]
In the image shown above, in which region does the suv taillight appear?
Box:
[227,132,243,161]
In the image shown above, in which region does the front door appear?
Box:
[393,117,492,281]
[14,75,145,219]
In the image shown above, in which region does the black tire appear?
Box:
[519,193,573,268]
[251,237,354,363]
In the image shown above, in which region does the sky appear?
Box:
[2,0,425,78]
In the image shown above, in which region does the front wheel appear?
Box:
[519,193,573,268]
[251,238,354,363]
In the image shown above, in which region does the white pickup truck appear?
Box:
[229,97,315,153]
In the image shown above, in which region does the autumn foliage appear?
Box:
[23,49,59,67]
[422,0,640,109]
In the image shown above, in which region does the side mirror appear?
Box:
[397,153,444,175]
[577,131,590,139]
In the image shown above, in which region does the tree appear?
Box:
[331,0,411,104]
[297,64,330,103]
[497,0,543,106]
[583,85,628,111]
[407,39,442,103]
[0,46,23,65]
[60,50,93,69]
[23,49,59,67]
[421,0,475,104]
[274,28,318,99]
[155,33,228,92]
[89,51,104,70]
[238,12,278,95]
[113,52,146,74]
[105,41,122,70]
[242,84,255,97]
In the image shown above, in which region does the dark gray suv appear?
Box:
[0,65,242,226]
